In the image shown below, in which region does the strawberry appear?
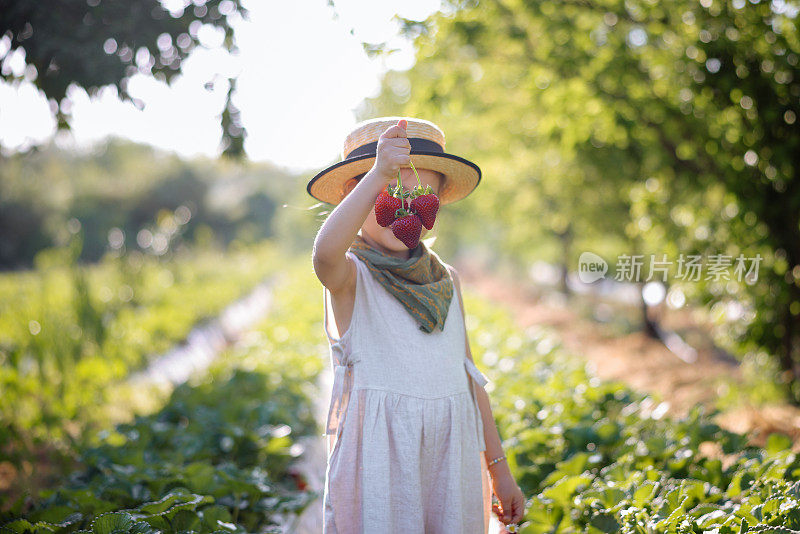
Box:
[409,184,439,230]
[390,209,423,249]
[286,466,308,491]
[373,161,434,248]
[375,184,402,227]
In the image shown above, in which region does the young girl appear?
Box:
[308,117,525,533]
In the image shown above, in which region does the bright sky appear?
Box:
[0,0,441,174]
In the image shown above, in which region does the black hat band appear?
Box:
[344,137,444,160]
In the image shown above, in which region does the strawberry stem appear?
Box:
[396,169,404,209]
[409,160,422,193]
[409,160,425,198]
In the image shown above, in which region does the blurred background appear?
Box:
[1,0,799,532]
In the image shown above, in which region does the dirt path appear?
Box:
[455,260,800,454]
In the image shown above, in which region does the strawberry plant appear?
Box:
[0,253,325,533]
[4,247,799,533]
[460,290,800,533]
[0,236,284,481]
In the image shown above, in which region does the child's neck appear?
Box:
[358,232,412,260]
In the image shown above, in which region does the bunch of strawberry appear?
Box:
[374,160,440,249]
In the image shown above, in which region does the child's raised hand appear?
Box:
[372,119,411,183]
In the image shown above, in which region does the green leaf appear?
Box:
[633,481,657,507]
[169,509,201,532]
[589,512,621,532]
[728,470,756,497]
[91,512,135,534]
[0,519,54,534]
[765,433,792,455]
[656,495,690,529]
[200,506,233,531]
[542,474,593,506]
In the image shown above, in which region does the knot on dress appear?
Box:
[463,356,490,452]
[324,340,361,438]
[464,357,489,387]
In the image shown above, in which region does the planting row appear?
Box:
[1,254,326,533]
[461,291,799,532]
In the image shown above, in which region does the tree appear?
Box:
[0,0,247,157]
[341,0,800,402]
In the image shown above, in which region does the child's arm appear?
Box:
[312,120,411,292]
[450,266,526,525]
[449,267,508,470]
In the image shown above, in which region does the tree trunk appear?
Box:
[778,286,800,406]
[557,225,572,296]
[640,282,660,339]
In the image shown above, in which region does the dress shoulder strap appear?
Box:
[322,285,337,345]
[321,250,365,345]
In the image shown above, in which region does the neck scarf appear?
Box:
[349,233,453,333]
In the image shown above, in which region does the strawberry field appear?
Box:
[461,291,800,532]
[1,250,324,533]
[3,0,800,531]
[0,235,284,494]
[2,245,798,532]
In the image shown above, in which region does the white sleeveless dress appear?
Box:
[321,250,492,534]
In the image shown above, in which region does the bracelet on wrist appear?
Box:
[487,454,506,468]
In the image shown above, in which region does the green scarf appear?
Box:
[349,233,453,333]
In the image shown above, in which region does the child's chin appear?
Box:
[379,233,409,251]
[384,238,407,251]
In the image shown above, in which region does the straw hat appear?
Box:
[307,116,481,206]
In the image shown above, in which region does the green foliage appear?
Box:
[0,361,315,532]
[352,0,800,401]
[0,0,247,156]
[462,290,800,532]
[4,365,317,533]
[0,234,282,467]
[0,253,324,533]
[0,139,300,268]
[3,244,799,532]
